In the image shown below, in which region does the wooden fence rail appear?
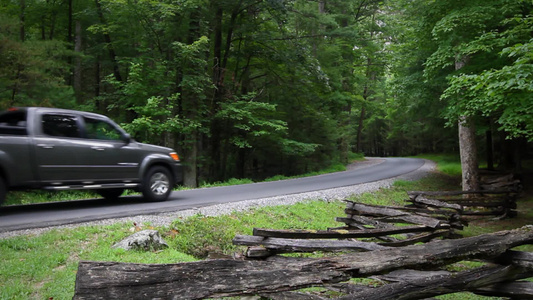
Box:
[407,189,520,219]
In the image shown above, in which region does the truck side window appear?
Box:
[84,117,122,140]
[0,111,27,135]
[42,114,81,138]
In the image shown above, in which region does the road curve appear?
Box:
[0,157,425,233]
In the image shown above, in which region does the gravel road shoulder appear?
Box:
[0,158,436,239]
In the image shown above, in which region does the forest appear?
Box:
[0,0,531,187]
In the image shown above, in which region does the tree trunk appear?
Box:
[356,105,365,152]
[73,21,82,100]
[209,5,224,181]
[95,0,122,83]
[456,56,479,192]
[19,0,25,42]
[458,116,479,191]
[182,131,199,187]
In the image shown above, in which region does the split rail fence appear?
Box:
[74,179,529,299]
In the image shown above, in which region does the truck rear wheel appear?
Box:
[0,176,6,206]
[141,166,173,202]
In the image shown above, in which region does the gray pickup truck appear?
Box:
[0,107,183,205]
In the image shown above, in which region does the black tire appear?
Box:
[141,166,173,202]
[96,188,124,200]
[0,176,6,206]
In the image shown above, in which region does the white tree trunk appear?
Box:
[455,56,479,192]
[458,116,479,191]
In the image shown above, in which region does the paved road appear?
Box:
[0,157,425,233]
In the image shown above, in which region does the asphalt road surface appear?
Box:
[0,157,425,233]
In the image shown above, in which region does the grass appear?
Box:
[413,153,463,176]
[1,154,531,299]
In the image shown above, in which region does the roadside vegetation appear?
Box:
[1,155,531,299]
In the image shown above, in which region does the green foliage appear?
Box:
[1,0,530,183]
[215,97,288,149]
[0,12,74,109]
[442,13,533,141]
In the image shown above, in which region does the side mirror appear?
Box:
[122,133,132,144]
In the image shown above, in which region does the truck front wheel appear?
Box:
[0,176,6,206]
[141,166,173,202]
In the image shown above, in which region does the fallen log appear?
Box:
[260,291,327,300]
[378,230,451,247]
[345,202,443,228]
[336,215,396,229]
[74,226,533,299]
[407,190,517,198]
[74,258,350,300]
[252,225,450,239]
[336,265,531,300]
[494,250,533,269]
[245,246,272,258]
[441,199,516,208]
[332,216,401,242]
[333,226,533,275]
[233,235,389,254]
[407,195,462,211]
[474,281,533,298]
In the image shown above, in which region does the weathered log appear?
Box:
[373,269,450,282]
[373,268,533,299]
[442,199,516,208]
[245,246,272,258]
[378,230,450,247]
[260,291,327,300]
[74,258,350,300]
[482,173,514,184]
[325,283,377,296]
[331,220,401,243]
[74,226,533,299]
[336,215,396,229]
[474,281,533,298]
[344,203,443,228]
[329,225,533,275]
[407,190,517,198]
[335,265,532,300]
[495,250,533,269]
[481,180,521,190]
[408,195,463,211]
[461,207,510,216]
[233,235,389,253]
[252,225,450,239]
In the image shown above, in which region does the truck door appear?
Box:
[33,113,87,183]
[79,116,140,181]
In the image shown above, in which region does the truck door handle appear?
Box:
[91,147,105,151]
[37,144,54,149]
